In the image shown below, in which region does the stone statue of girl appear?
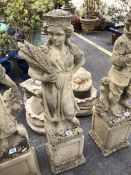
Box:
[19,9,85,134]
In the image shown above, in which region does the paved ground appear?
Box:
[1,30,131,175]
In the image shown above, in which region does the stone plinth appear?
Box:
[45,124,86,174]
[89,105,131,156]
[0,147,41,175]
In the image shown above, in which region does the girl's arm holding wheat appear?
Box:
[28,64,57,83]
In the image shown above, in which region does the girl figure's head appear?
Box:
[47,26,66,46]
[43,9,74,46]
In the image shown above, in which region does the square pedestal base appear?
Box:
[0,147,41,175]
[89,112,130,156]
[45,134,86,174]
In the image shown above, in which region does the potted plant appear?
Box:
[5,0,54,44]
[80,0,100,34]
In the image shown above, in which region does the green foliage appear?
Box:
[0,30,18,56]
[107,0,129,24]
[0,30,9,49]
[5,0,54,35]
[0,1,7,14]
[53,0,64,5]
[0,30,10,56]
[53,0,64,9]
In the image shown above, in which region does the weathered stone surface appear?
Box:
[21,67,97,134]
[19,9,86,173]
[89,106,131,156]
[46,137,85,174]
[25,96,45,134]
[0,64,40,174]
[0,147,41,175]
[20,78,42,99]
[75,86,97,116]
[20,79,45,134]
[45,118,86,174]
[72,67,97,116]
[0,64,26,158]
[89,11,131,156]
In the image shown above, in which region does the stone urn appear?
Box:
[20,79,45,134]
[80,17,98,34]
[72,67,97,116]
[25,96,45,134]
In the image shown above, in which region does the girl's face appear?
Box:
[47,26,66,46]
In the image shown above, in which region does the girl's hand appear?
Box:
[55,73,68,89]
[43,73,58,82]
